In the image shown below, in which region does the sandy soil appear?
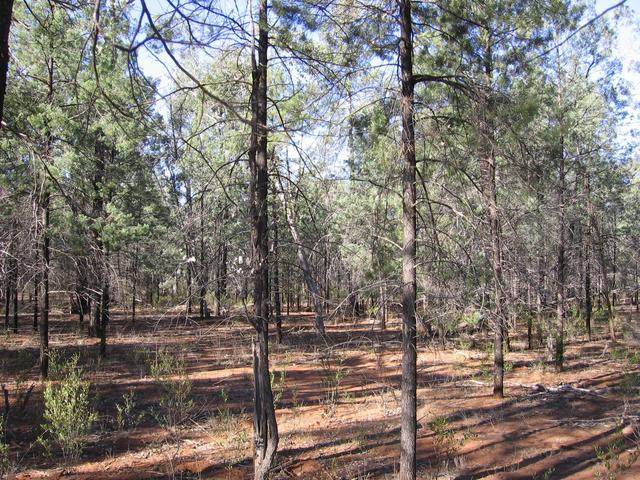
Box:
[1,305,639,479]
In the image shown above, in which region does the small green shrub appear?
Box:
[215,387,234,428]
[429,415,475,462]
[610,347,640,366]
[593,426,638,480]
[0,417,10,476]
[554,335,564,367]
[611,347,629,362]
[39,352,97,462]
[458,310,482,330]
[593,307,608,322]
[504,360,514,374]
[533,467,556,480]
[270,369,286,409]
[569,304,582,320]
[115,390,143,430]
[148,348,193,429]
[619,373,640,396]
[320,354,348,415]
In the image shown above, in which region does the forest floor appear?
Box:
[1,305,639,479]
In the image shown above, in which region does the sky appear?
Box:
[595,0,640,145]
[137,0,639,158]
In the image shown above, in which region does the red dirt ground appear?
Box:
[1,305,639,479]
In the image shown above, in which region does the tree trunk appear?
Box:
[39,53,54,378]
[132,256,137,323]
[199,194,209,320]
[478,35,505,398]
[526,283,532,350]
[249,0,278,477]
[0,0,14,127]
[33,254,38,332]
[594,218,616,342]
[554,139,566,370]
[399,0,417,477]
[99,267,109,357]
[272,173,282,343]
[584,169,593,340]
[4,275,9,330]
[12,266,17,333]
[277,168,325,339]
[40,187,50,379]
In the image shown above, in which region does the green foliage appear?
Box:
[619,373,640,396]
[594,426,639,480]
[320,354,349,415]
[554,335,565,367]
[39,353,97,462]
[0,417,10,476]
[429,415,476,462]
[114,390,144,431]
[148,348,194,429]
[457,310,482,330]
[215,388,234,428]
[270,369,287,409]
[594,307,609,322]
[504,360,514,374]
[533,467,556,480]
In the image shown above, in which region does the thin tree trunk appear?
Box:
[132,250,137,322]
[554,138,566,370]
[612,213,617,306]
[478,35,505,398]
[249,0,278,477]
[272,173,282,343]
[526,283,532,350]
[399,0,417,477]
[186,243,193,314]
[99,265,109,357]
[39,54,54,378]
[12,267,17,333]
[33,253,38,331]
[40,186,50,379]
[199,194,209,320]
[4,276,9,330]
[594,218,616,341]
[277,174,325,338]
[0,0,14,127]
[635,261,638,312]
[584,169,593,340]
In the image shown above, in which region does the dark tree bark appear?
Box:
[99,269,109,357]
[38,54,55,379]
[0,0,14,127]
[526,284,532,349]
[12,265,17,333]
[584,168,593,340]
[218,242,227,310]
[271,168,282,343]
[248,0,278,477]
[477,35,506,398]
[4,275,9,330]
[554,139,566,370]
[33,253,38,331]
[594,218,616,342]
[89,144,107,339]
[40,185,50,379]
[199,193,209,320]
[398,0,417,477]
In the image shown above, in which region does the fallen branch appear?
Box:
[459,380,608,397]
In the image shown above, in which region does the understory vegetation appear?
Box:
[0,0,639,479]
